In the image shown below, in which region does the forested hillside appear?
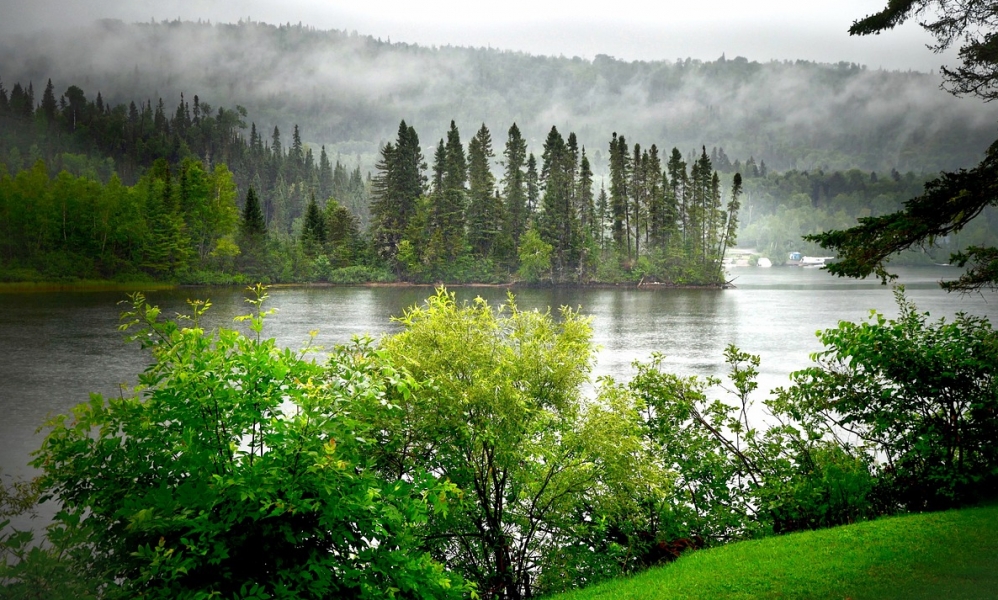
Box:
[2,72,993,285]
[1,19,995,174]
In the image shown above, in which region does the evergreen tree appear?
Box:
[141,160,190,276]
[241,186,267,238]
[0,78,9,115]
[324,199,363,266]
[501,123,528,249]
[577,148,595,240]
[629,143,645,257]
[596,183,609,252]
[370,120,425,261]
[717,172,742,274]
[40,79,57,124]
[646,144,666,249]
[319,145,333,201]
[302,192,326,248]
[238,186,268,276]
[608,133,630,257]
[666,147,688,250]
[538,126,579,277]
[466,123,499,258]
[431,120,468,259]
[525,153,539,215]
[289,124,305,180]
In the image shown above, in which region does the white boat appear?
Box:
[787,252,834,267]
[757,257,772,268]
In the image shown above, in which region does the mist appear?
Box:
[1,18,994,173]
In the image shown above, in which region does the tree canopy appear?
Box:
[808,0,998,291]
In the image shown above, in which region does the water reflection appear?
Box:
[2,267,995,483]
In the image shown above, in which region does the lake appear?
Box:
[2,266,997,488]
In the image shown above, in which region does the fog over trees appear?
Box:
[1,18,995,174]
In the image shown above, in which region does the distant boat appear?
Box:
[788,252,834,267]
[757,257,773,268]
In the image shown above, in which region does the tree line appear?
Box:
[5,19,992,174]
[0,75,370,234]
[369,120,741,284]
[0,76,744,285]
[6,75,990,286]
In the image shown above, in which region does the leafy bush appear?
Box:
[781,287,998,511]
[326,265,395,284]
[29,286,471,599]
[628,344,877,549]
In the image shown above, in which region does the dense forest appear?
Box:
[1,19,996,173]
[2,74,995,285]
[0,77,741,285]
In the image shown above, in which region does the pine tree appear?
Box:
[324,199,362,266]
[629,143,645,258]
[596,183,609,252]
[0,78,9,115]
[608,133,631,257]
[525,153,539,215]
[289,124,305,181]
[434,120,468,258]
[644,145,664,249]
[577,148,595,240]
[717,173,742,279]
[319,146,333,201]
[666,147,688,251]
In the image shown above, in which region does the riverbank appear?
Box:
[0,278,732,293]
[0,280,177,293]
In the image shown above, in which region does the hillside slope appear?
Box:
[550,505,998,600]
[2,19,996,173]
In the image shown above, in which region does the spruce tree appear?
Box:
[466,123,499,258]
[538,126,579,278]
[666,148,688,251]
[608,133,630,257]
[241,186,267,238]
[302,193,326,247]
[319,146,333,201]
[370,120,425,260]
[40,79,57,124]
[501,123,528,249]
[525,153,539,215]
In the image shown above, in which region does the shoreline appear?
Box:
[0,279,733,293]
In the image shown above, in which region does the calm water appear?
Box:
[2,266,996,486]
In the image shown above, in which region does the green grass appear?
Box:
[0,280,175,293]
[549,505,998,600]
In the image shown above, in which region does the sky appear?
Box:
[0,0,956,71]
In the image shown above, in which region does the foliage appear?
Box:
[627,343,877,552]
[516,226,553,283]
[779,288,998,510]
[371,289,655,599]
[806,143,998,290]
[29,286,471,599]
[807,0,998,291]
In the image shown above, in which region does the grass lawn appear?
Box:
[548,504,998,600]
